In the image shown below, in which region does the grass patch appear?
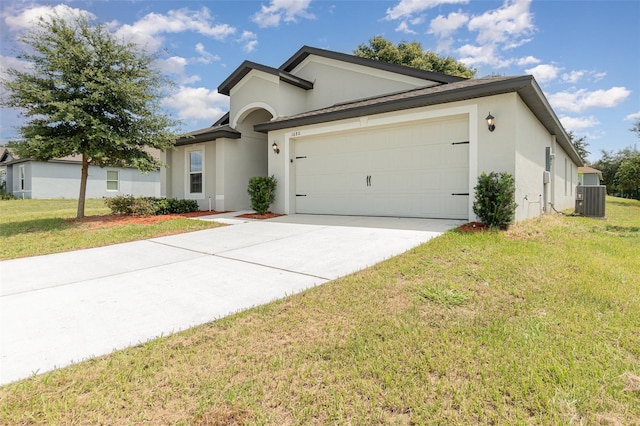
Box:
[1,197,639,424]
[0,198,220,259]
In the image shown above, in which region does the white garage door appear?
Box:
[294,116,469,219]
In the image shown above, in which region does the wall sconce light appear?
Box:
[486,113,495,132]
[272,142,280,154]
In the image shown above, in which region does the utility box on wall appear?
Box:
[575,185,606,217]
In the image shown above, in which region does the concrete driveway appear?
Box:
[0,213,463,385]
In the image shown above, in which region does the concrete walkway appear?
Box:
[0,213,463,385]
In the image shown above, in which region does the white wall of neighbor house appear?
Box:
[11,161,159,199]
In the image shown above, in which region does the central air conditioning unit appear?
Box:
[575,185,606,217]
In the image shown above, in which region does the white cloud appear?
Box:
[625,111,640,121]
[238,31,258,53]
[396,21,417,34]
[429,11,469,37]
[562,70,585,84]
[559,115,600,132]
[454,0,537,68]
[114,8,236,53]
[385,0,469,21]
[516,56,540,66]
[155,56,201,85]
[3,4,96,31]
[458,43,512,68]
[251,0,315,28]
[0,55,33,77]
[467,0,535,47]
[525,63,561,83]
[549,87,631,113]
[161,87,228,120]
[0,55,34,98]
[195,43,220,64]
[429,11,469,51]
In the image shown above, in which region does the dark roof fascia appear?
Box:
[254,75,583,166]
[218,60,314,96]
[280,45,467,84]
[212,112,230,126]
[176,125,241,146]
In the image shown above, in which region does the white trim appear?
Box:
[19,164,25,191]
[106,170,119,191]
[232,101,278,128]
[185,145,205,200]
[281,104,478,220]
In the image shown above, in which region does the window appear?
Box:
[107,170,119,191]
[19,165,25,190]
[564,158,568,196]
[189,150,203,194]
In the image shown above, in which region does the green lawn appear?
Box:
[1,197,639,424]
[0,198,220,260]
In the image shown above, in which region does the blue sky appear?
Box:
[1,0,638,163]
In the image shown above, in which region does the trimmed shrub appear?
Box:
[105,196,199,216]
[247,175,277,215]
[473,172,518,228]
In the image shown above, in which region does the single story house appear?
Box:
[162,46,583,222]
[0,148,160,199]
[578,166,603,186]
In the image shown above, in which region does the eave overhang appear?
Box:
[280,45,467,84]
[218,61,314,96]
[254,75,583,166]
[176,124,241,146]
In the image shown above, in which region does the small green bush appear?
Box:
[473,171,518,228]
[105,196,199,216]
[247,175,277,215]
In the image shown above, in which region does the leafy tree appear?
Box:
[354,36,476,79]
[592,145,640,195]
[1,15,178,218]
[614,155,640,199]
[631,119,640,138]
[567,131,590,164]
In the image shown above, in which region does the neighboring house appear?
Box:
[0,148,160,199]
[578,166,603,186]
[162,46,583,222]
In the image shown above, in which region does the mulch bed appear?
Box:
[235,212,285,220]
[457,221,492,232]
[67,211,230,227]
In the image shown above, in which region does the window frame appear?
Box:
[19,165,25,191]
[185,147,205,199]
[106,170,119,191]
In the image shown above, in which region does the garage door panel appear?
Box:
[294,117,469,219]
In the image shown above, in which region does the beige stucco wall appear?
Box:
[291,56,440,112]
[222,109,270,211]
[228,55,444,133]
[267,92,579,222]
[164,142,217,210]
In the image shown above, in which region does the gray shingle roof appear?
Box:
[254,75,583,166]
[176,124,241,146]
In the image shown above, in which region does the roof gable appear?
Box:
[280,46,467,85]
[218,61,314,96]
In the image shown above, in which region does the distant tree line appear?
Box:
[573,121,640,200]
